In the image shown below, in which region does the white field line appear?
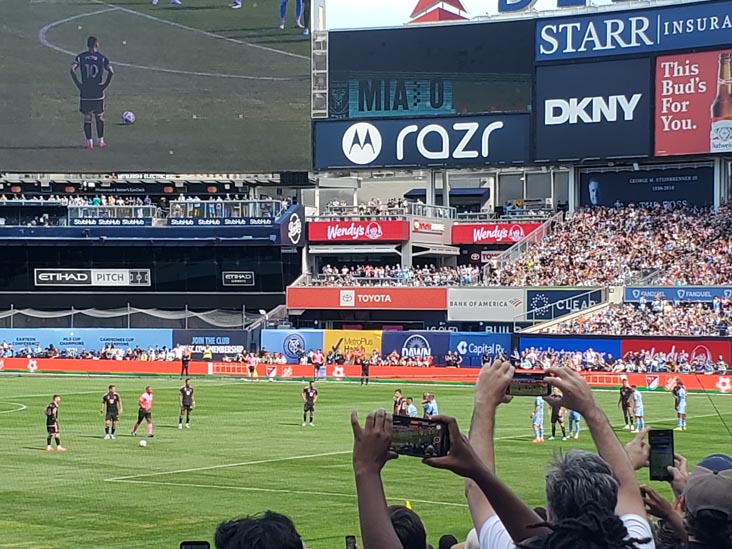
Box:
[93,0,310,61]
[0,402,28,414]
[38,9,304,81]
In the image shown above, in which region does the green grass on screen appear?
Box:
[1,375,731,548]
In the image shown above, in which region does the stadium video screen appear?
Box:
[0,0,310,172]
[327,20,534,119]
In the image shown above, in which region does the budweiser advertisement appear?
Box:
[308,220,409,242]
[655,49,732,156]
[452,222,541,245]
[286,287,447,310]
[620,338,732,364]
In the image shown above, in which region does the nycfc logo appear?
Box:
[342,123,382,165]
[283,334,305,359]
[401,335,431,359]
[288,213,302,245]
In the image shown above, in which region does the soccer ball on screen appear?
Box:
[121,111,136,125]
[139,439,147,447]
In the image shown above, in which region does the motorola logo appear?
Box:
[342,123,382,165]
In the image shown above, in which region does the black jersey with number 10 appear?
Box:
[75,51,111,99]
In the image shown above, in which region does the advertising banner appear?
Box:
[535,59,652,161]
[172,330,250,359]
[279,207,305,247]
[260,329,325,361]
[70,218,152,226]
[287,287,448,310]
[451,222,541,244]
[34,269,151,287]
[325,0,677,32]
[308,220,409,242]
[313,114,530,170]
[621,338,732,364]
[167,218,275,226]
[625,286,732,303]
[0,329,172,353]
[537,1,732,62]
[222,272,255,287]
[525,289,604,320]
[323,330,383,355]
[655,49,732,157]
[449,332,512,367]
[579,166,715,208]
[381,330,450,361]
[517,335,622,358]
[447,288,525,322]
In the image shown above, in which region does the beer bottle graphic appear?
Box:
[711,52,732,153]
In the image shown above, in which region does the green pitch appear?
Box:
[1,375,731,548]
[0,0,310,172]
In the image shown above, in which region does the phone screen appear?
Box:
[508,373,551,397]
[391,416,450,458]
[180,543,210,549]
[345,535,357,549]
[649,429,674,481]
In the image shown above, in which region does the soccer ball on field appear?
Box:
[121,111,136,125]
[139,439,147,447]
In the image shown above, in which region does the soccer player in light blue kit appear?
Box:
[532,395,545,443]
[568,409,581,439]
[674,379,687,431]
[630,385,644,432]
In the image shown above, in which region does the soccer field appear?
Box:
[1,375,731,548]
[0,0,310,172]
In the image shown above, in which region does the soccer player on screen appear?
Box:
[70,36,113,150]
[101,385,123,439]
[531,395,545,443]
[45,395,66,452]
[302,381,318,427]
[131,386,154,437]
[673,379,687,431]
[178,379,195,429]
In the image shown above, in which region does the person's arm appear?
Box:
[640,485,687,543]
[544,367,647,518]
[70,59,81,89]
[118,396,123,415]
[301,391,307,403]
[179,391,183,407]
[100,398,105,415]
[425,416,550,543]
[466,359,513,534]
[350,410,403,549]
[101,62,114,90]
[314,391,318,404]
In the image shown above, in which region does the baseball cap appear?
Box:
[685,454,732,517]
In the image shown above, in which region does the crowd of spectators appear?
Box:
[3,341,191,361]
[311,264,481,287]
[324,197,410,217]
[548,298,732,337]
[486,204,732,287]
[515,346,729,374]
[214,360,731,549]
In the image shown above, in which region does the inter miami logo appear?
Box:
[342,123,382,165]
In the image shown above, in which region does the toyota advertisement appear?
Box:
[313,114,530,170]
[578,166,714,208]
[655,49,732,157]
[535,58,652,161]
[451,222,541,245]
[308,220,409,242]
[286,287,448,310]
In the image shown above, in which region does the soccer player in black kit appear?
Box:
[360,356,370,386]
[619,377,634,430]
[101,385,123,440]
[178,378,196,429]
[302,381,318,427]
[70,36,113,149]
[45,395,66,452]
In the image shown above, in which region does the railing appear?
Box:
[168,200,286,220]
[69,206,159,222]
[512,287,609,331]
[483,211,564,279]
[320,203,456,220]
[455,212,554,222]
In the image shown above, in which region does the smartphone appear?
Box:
[345,535,357,549]
[649,429,675,481]
[180,543,210,549]
[391,416,450,458]
[508,372,551,397]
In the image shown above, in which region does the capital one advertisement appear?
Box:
[578,166,714,208]
[452,222,541,244]
[535,58,652,161]
[655,49,732,156]
[308,220,409,242]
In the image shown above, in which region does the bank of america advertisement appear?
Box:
[655,49,732,156]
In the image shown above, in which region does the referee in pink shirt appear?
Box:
[132,386,154,437]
